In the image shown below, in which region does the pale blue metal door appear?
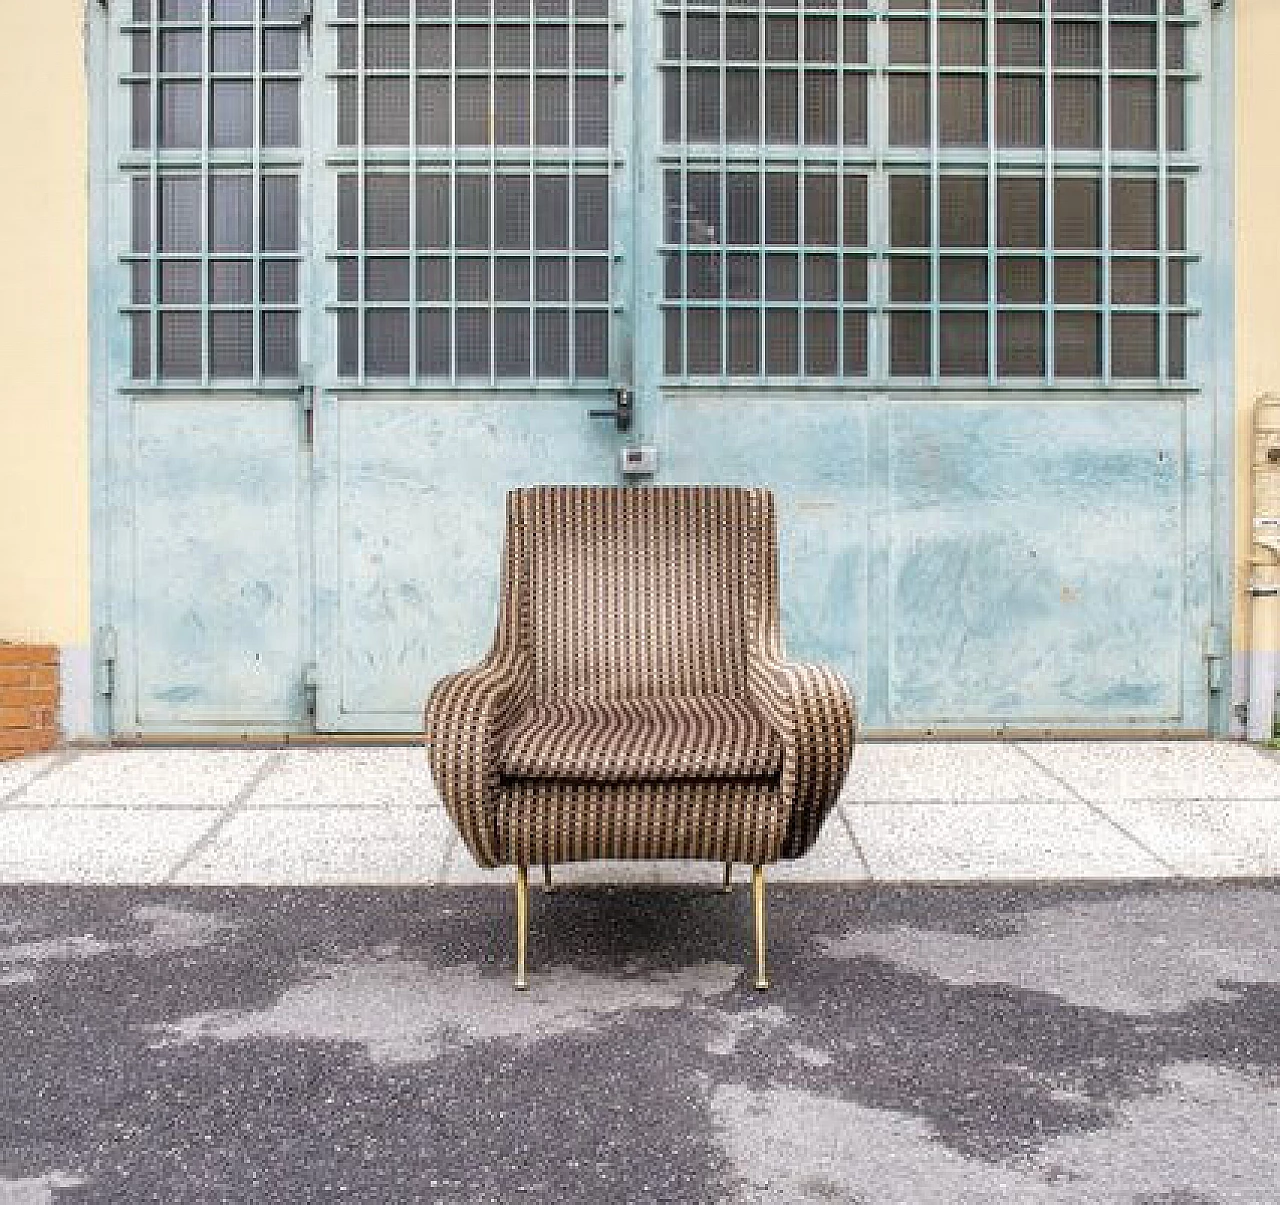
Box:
[94,0,1229,737]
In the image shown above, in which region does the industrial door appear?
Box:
[95,1,1228,736]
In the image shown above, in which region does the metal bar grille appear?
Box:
[327,0,621,386]
[659,0,1201,388]
[121,0,305,385]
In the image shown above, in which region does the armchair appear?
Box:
[426,486,856,989]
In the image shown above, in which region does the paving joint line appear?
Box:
[162,751,286,884]
[0,750,83,811]
[1013,743,1178,876]
[836,802,875,881]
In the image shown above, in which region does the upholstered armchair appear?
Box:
[425,486,856,989]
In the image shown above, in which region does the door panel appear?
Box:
[885,402,1188,727]
[114,398,309,734]
[314,396,615,731]
[663,397,870,693]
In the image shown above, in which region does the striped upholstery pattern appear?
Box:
[499,697,782,780]
[426,485,856,869]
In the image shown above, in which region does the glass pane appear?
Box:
[211,29,254,73]
[804,73,838,144]
[803,174,838,246]
[494,77,531,145]
[209,311,253,379]
[365,174,411,250]
[891,257,929,303]
[890,176,930,247]
[765,72,799,143]
[159,260,201,304]
[417,78,452,146]
[843,312,868,375]
[765,310,798,375]
[210,260,253,304]
[369,258,412,302]
[765,173,798,245]
[998,76,1043,148]
[1055,312,1101,377]
[536,310,570,375]
[890,312,930,376]
[262,312,298,377]
[939,19,984,66]
[576,176,610,250]
[418,174,451,248]
[159,81,201,147]
[366,310,411,377]
[1111,177,1157,250]
[940,176,987,248]
[131,178,151,253]
[1055,257,1100,304]
[575,311,608,377]
[418,309,451,375]
[997,256,1044,303]
[1110,79,1157,150]
[888,74,929,146]
[940,257,987,302]
[998,312,1045,376]
[261,260,297,304]
[160,176,203,252]
[210,80,253,147]
[940,312,987,376]
[688,310,722,374]
[1054,77,1099,149]
[727,309,761,376]
[1112,258,1158,305]
[495,176,532,250]
[575,79,609,146]
[366,78,411,145]
[997,176,1044,248]
[263,81,300,147]
[158,311,202,379]
[1054,177,1100,249]
[261,175,299,252]
[1111,314,1158,378]
[805,310,838,376]
[495,310,532,377]
[939,76,985,145]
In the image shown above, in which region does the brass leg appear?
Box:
[751,864,770,991]
[515,864,530,991]
[722,861,733,893]
[542,860,554,892]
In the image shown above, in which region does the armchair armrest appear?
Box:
[748,657,857,859]
[425,647,532,869]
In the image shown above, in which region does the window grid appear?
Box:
[659,0,1201,388]
[329,0,621,386]
[121,0,304,385]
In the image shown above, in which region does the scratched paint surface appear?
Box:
[887,403,1186,725]
[124,400,307,732]
[323,398,613,727]
[113,392,1201,734]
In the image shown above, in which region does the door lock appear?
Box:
[589,387,634,432]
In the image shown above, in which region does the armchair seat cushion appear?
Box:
[498,696,783,782]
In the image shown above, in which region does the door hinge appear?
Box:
[302,662,319,721]
[300,379,316,446]
[1203,623,1229,695]
[96,625,118,698]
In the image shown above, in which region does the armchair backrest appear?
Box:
[508,486,776,703]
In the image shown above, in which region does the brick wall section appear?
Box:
[0,643,59,760]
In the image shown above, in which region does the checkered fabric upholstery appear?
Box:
[425,486,856,869]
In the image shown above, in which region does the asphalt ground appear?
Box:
[1,883,1278,1205]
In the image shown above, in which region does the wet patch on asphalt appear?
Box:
[0,884,1275,1204]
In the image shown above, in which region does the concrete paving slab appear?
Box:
[0,752,62,803]
[1093,799,1280,878]
[13,748,272,810]
[1019,740,1280,802]
[172,806,450,886]
[245,747,438,808]
[851,802,1169,882]
[0,808,222,884]
[845,742,1075,804]
[770,812,868,882]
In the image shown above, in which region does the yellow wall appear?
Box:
[0,3,88,645]
[1236,0,1280,651]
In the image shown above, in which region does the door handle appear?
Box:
[589,387,634,433]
